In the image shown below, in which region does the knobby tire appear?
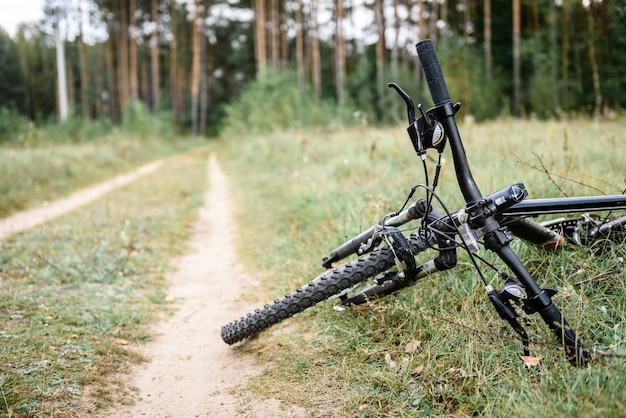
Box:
[221,236,424,345]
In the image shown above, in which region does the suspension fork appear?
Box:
[480,221,589,364]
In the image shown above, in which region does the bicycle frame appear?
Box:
[504,195,626,217]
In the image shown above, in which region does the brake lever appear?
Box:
[387,82,416,124]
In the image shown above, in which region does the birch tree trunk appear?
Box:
[55,23,69,121]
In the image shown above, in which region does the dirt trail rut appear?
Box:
[107,154,306,417]
[0,161,162,240]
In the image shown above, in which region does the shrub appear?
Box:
[221,69,354,136]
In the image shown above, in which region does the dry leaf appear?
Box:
[114,338,130,345]
[448,367,468,378]
[411,365,424,376]
[405,340,421,353]
[520,355,542,368]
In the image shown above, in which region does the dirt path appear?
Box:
[2,155,306,417]
[0,161,162,240]
[105,154,306,417]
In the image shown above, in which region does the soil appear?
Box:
[1,155,307,417]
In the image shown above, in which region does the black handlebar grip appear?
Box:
[416,40,451,106]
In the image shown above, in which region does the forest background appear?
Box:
[1,0,625,142]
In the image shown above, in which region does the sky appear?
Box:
[0,0,46,36]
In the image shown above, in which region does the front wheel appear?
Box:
[221,237,423,345]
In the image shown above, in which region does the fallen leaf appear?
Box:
[520,355,542,368]
[405,340,421,353]
[411,365,424,376]
[448,367,468,378]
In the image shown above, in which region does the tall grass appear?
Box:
[0,103,201,217]
[219,117,626,416]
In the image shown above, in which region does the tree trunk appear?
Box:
[440,0,447,37]
[430,0,439,42]
[254,0,267,72]
[549,0,557,110]
[170,0,182,129]
[78,32,90,119]
[310,0,322,101]
[335,0,345,102]
[270,0,279,68]
[280,0,288,64]
[561,0,570,108]
[200,33,209,135]
[55,23,69,121]
[484,0,492,78]
[374,0,385,119]
[191,0,202,135]
[117,0,130,110]
[94,45,104,116]
[129,0,138,102]
[295,0,305,92]
[105,26,119,121]
[513,0,521,117]
[586,5,602,118]
[415,0,426,88]
[390,0,399,119]
[150,0,160,113]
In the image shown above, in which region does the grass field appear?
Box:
[219,118,626,416]
[0,137,210,416]
[0,134,202,218]
[0,117,624,416]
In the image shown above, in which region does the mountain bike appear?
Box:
[221,40,626,365]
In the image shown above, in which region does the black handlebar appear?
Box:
[416,40,451,106]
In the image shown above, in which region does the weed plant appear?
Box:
[219,118,626,416]
[0,147,209,416]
